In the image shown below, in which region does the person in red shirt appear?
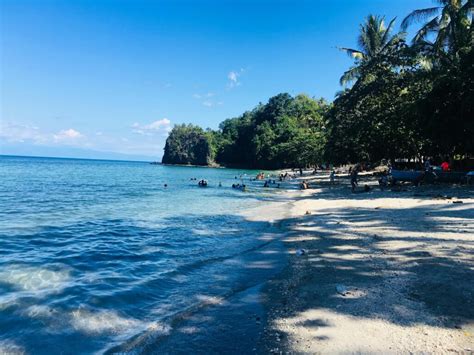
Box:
[441,161,450,171]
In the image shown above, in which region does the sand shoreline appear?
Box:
[252,176,474,353]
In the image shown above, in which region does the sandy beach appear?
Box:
[251,174,474,354]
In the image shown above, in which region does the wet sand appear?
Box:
[256,175,474,353]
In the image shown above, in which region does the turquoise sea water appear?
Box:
[0,156,288,354]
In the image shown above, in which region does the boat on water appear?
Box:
[390,169,469,184]
[390,169,424,183]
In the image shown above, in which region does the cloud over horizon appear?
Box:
[1,122,85,146]
[131,118,172,136]
[0,119,169,159]
[53,128,84,142]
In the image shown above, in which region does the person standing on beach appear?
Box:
[350,166,359,192]
[441,160,450,171]
[424,158,431,172]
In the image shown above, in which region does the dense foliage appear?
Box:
[161,124,214,165]
[163,0,473,168]
[164,94,329,168]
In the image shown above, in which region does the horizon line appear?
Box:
[0,154,157,164]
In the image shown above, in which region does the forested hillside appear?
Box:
[163,1,473,168]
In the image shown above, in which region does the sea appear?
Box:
[0,155,290,354]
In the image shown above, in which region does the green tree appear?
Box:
[338,15,405,87]
[401,0,473,157]
[162,124,213,165]
[401,0,472,56]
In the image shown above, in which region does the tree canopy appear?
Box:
[162,124,214,166]
[163,94,330,169]
[163,0,473,168]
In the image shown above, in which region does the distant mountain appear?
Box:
[0,142,157,162]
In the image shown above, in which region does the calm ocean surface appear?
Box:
[0,156,288,354]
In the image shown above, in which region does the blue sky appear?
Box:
[1,0,433,160]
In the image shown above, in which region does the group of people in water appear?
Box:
[231,183,246,191]
[255,172,266,180]
[279,172,297,181]
[183,165,382,192]
[263,179,280,188]
[178,158,467,193]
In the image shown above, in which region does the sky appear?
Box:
[1,0,434,160]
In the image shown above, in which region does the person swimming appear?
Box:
[300,180,309,189]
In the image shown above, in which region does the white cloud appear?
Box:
[228,71,238,82]
[0,120,172,158]
[132,118,172,136]
[227,69,245,89]
[202,100,223,108]
[54,128,83,141]
[0,122,48,144]
[0,122,87,147]
[193,92,220,107]
[193,92,222,107]
[193,92,214,99]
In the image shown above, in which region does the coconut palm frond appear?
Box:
[413,17,440,43]
[460,0,474,15]
[337,47,365,60]
[381,17,397,46]
[401,7,441,30]
[381,31,406,55]
[357,22,372,56]
[339,66,361,87]
[434,25,450,49]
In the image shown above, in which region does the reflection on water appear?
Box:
[0,265,71,293]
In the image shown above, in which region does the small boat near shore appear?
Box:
[390,169,469,184]
[390,169,424,183]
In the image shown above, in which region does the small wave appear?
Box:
[0,340,25,355]
[0,264,71,293]
[23,303,169,343]
[70,308,146,335]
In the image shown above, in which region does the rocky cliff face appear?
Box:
[161,124,213,166]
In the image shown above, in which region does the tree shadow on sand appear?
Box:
[258,184,474,352]
[1,185,473,354]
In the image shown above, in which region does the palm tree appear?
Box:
[339,15,404,87]
[401,0,472,54]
